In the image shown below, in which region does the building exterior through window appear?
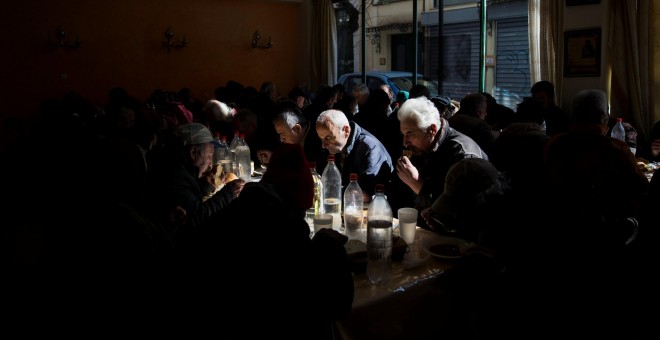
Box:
[335,0,530,110]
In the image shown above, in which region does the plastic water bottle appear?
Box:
[540,119,547,134]
[305,161,324,236]
[343,173,364,240]
[228,130,240,172]
[213,133,231,171]
[212,132,222,165]
[210,133,233,185]
[611,118,626,143]
[234,133,252,183]
[217,135,233,175]
[321,154,342,231]
[366,183,393,285]
[207,132,227,190]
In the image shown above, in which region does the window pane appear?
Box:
[336,0,531,111]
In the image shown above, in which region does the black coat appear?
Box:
[183,182,354,339]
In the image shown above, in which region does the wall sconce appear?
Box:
[251,30,273,49]
[47,25,82,49]
[162,28,188,52]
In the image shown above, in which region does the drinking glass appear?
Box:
[398,207,424,269]
[313,213,333,235]
[398,207,418,249]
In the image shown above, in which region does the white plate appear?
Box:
[421,235,476,260]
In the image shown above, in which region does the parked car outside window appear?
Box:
[337,71,440,99]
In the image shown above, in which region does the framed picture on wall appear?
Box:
[563,28,601,77]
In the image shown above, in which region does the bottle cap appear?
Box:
[617,118,623,122]
[308,161,316,168]
[350,173,358,181]
[328,154,335,162]
[375,183,385,192]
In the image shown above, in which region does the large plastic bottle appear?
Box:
[206,132,227,192]
[343,173,364,240]
[611,117,626,143]
[366,183,393,285]
[321,154,342,231]
[228,130,240,172]
[305,161,324,236]
[212,132,223,165]
[234,133,252,183]
[210,133,233,185]
[217,135,233,176]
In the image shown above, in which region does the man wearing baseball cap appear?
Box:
[146,122,244,247]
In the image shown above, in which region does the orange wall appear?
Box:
[1,0,303,123]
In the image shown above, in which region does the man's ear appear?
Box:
[189,145,198,160]
[343,124,351,137]
[428,123,438,136]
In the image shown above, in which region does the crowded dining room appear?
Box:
[2,0,659,338]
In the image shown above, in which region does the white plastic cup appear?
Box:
[313,213,334,233]
[398,207,418,246]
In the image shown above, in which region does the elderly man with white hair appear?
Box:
[390,96,487,229]
[315,109,393,202]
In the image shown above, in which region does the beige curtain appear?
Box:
[528,0,563,105]
[311,0,337,89]
[608,0,653,140]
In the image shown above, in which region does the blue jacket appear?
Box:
[340,122,394,197]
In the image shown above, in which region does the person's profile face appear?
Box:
[400,118,433,155]
[274,121,301,145]
[532,91,550,108]
[317,122,346,155]
[193,143,214,177]
[477,100,488,120]
[294,96,305,108]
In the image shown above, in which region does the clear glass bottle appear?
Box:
[366,183,393,285]
[343,173,364,240]
[235,133,252,183]
[306,161,324,237]
[321,154,342,231]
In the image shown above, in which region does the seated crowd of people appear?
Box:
[1,79,658,338]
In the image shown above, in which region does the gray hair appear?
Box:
[352,83,370,96]
[397,96,441,130]
[203,99,233,122]
[317,109,349,130]
[273,108,307,129]
[571,89,609,126]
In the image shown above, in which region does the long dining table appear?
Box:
[333,226,465,340]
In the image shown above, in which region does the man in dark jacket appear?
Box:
[448,92,495,157]
[181,143,353,339]
[393,96,488,229]
[316,109,394,201]
[531,80,570,137]
[145,122,244,247]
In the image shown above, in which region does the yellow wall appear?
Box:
[0,0,305,123]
